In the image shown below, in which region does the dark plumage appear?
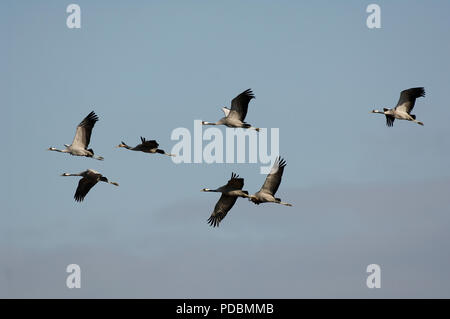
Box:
[61,169,119,202]
[229,88,255,122]
[396,87,425,113]
[48,111,104,160]
[75,111,99,148]
[248,157,292,206]
[207,195,239,227]
[371,87,425,127]
[202,172,249,227]
[117,137,174,156]
[201,89,260,131]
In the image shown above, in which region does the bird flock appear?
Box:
[48,87,426,227]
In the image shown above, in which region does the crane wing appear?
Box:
[225,172,244,190]
[394,87,425,114]
[221,107,231,116]
[207,194,238,227]
[140,137,159,149]
[74,177,98,202]
[228,89,255,121]
[71,111,99,149]
[385,114,395,127]
[259,157,286,196]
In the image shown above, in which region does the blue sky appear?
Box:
[2,0,450,298]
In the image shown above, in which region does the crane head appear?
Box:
[370,109,385,114]
[116,142,127,148]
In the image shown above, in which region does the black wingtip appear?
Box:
[406,87,425,98]
[275,156,286,168]
[419,87,425,97]
[207,216,220,228]
[243,88,255,99]
[88,111,98,119]
[80,111,99,125]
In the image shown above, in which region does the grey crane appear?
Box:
[371,87,425,126]
[48,111,104,160]
[116,137,175,156]
[202,173,249,227]
[202,89,260,131]
[247,157,292,206]
[61,169,119,202]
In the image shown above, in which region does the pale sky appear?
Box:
[2,0,450,298]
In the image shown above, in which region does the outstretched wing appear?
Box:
[394,87,425,114]
[207,194,238,227]
[140,137,159,149]
[225,172,244,190]
[260,157,286,196]
[71,111,99,149]
[385,114,395,127]
[228,89,255,121]
[221,107,231,116]
[74,177,98,202]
